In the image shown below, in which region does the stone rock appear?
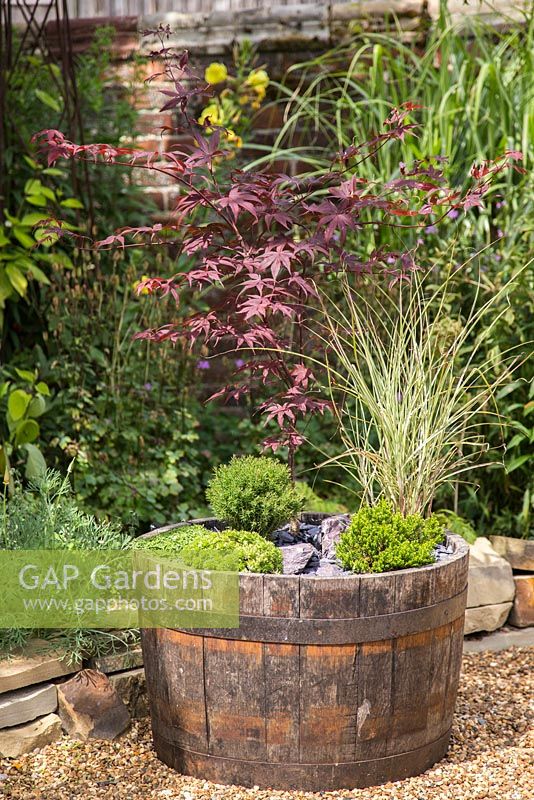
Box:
[489,535,534,571]
[320,514,350,559]
[87,646,143,675]
[0,713,62,758]
[467,537,515,609]
[464,602,513,635]
[57,669,130,740]
[0,639,78,694]
[109,668,148,718]
[281,543,318,574]
[277,531,296,545]
[508,574,534,628]
[0,683,57,729]
[315,561,345,577]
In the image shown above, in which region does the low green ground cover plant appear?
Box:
[133,524,211,555]
[336,500,444,574]
[178,529,283,574]
[134,517,282,574]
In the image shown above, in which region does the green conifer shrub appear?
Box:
[336,500,444,574]
[206,456,304,538]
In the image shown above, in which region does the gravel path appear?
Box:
[1,647,532,800]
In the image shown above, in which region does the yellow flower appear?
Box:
[225,130,243,148]
[132,274,150,295]
[239,94,250,106]
[246,69,269,89]
[198,104,224,126]
[253,85,266,102]
[205,62,228,85]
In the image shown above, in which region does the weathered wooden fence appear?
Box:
[9,0,343,24]
[8,1,531,25]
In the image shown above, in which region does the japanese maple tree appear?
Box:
[33,27,523,479]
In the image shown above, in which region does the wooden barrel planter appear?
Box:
[140,517,469,791]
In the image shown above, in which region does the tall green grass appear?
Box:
[314,266,528,517]
[250,8,533,249]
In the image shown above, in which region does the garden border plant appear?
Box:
[0,468,138,665]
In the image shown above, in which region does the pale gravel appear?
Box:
[1,647,532,800]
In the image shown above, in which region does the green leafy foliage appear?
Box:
[450,261,534,539]
[433,510,478,545]
[3,27,142,229]
[133,521,283,573]
[0,468,131,550]
[1,26,148,358]
[420,246,534,539]
[296,482,347,514]
[0,469,137,663]
[132,524,211,555]
[336,500,444,574]
[179,528,283,574]
[0,367,51,482]
[42,254,208,529]
[0,175,76,334]
[207,456,304,538]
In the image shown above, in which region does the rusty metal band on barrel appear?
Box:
[166,586,467,645]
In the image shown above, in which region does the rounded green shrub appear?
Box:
[132,524,211,555]
[178,529,283,573]
[206,456,304,538]
[336,500,444,574]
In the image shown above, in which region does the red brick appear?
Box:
[118,135,160,151]
[509,574,534,628]
[142,189,169,212]
[135,111,175,136]
[252,104,285,131]
[162,134,196,152]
